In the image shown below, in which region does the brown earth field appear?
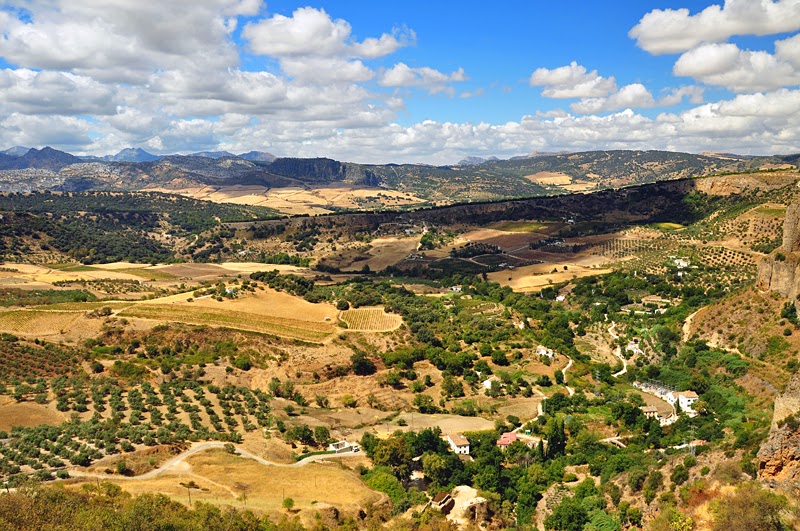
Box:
[0,395,67,431]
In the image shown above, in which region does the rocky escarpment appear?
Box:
[758,372,800,486]
[757,201,800,298]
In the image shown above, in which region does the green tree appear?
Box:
[373,436,412,480]
[351,353,376,376]
[711,482,788,531]
[545,496,589,531]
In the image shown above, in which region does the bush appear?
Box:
[342,394,357,408]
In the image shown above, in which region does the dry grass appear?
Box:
[341,236,419,272]
[488,263,613,292]
[340,307,403,331]
[0,396,67,431]
[99,449,383,514]
[524,172,572,185]
[148,183,425,216]
[187,288,337,322]
[489,221,547,233]
[118,304,335,341]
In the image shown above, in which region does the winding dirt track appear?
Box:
[68,442,358,481]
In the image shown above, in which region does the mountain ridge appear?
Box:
[0,146,797,204]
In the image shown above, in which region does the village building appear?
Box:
[536,345,555,358]
[675,390,699,413]
[327,440,359,453]
[496,431,517,450]
[640,405,659,419]
[444,434,470,455]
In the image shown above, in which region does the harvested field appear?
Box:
[118,304,335,341]
[149,183,425,216]
[0,396,67,431]
[116,268,177,280]
[217,262,308,274]
[187,288,338,322]
[340,307,403,331]
[488,263,613,292]
[372,413,495,437]
[459,228,548,251]
[525,172,572,185]
[489,221,547,233]
[154,263,231,278]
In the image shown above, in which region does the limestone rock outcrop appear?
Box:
[783,202,800,253]
[758,372,800,486]
[757,201,800,298]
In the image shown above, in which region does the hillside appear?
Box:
[0,148,795,206]
[1,167,800,529]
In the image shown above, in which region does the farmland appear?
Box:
[119,305,335,342]
[1,170,800,529]
[339,307,403,331]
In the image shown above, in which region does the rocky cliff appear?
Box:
[757,201,800,487]
[757,201,800,298]
[758,372,800,486]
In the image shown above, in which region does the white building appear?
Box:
[445,434,470,455]
[536,345,555,358]
[675,391,699,413]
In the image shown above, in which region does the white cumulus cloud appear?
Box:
[674,38,800,92]
[630,0,800,55]
[379,63,467,94]
[529,62,617,98]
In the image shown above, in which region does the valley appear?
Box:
[1,165,800,530]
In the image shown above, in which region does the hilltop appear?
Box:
[0,148,796,211]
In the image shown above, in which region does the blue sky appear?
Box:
[0,1,799,163]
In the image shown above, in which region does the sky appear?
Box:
[0,0,799,164]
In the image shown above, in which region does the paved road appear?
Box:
[67,442,359,482]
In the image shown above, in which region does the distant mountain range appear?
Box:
[0,146,277,165]
[0,145,796,203]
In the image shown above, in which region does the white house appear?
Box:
[536,345,555,358]
[676,391,699,413]
[664,390,699,415]
[625,341,643,356]
[445,434,470,455]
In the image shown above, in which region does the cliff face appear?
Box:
[758,201,800,486]
[759,372,800,486]
[757,202,800,298]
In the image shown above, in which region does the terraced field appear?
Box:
[119,304,335,341]
[340,307,403,331]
